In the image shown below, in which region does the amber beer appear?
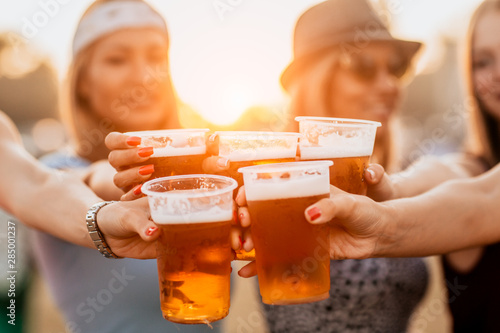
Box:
[142,175,237,324]
[156,218,232,324]
[296,117,381,195]
[300,151,370,195]
[240,161,333,305]
[215,131,301,261]
[148,150,207,179]
[126,129,209,178]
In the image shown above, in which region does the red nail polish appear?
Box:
[146,227,157,236]
[307,207,321,221]
[139,164,154,176]
[138,147,154,158]
[133,185,142,196]
[126,136,141,146]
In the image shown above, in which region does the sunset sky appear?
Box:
[0,0,484,125]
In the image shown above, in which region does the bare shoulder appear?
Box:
[0,111,22,144]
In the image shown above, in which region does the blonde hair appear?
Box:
[465,0,500,168]
[287,50,396,170]
[61,0,180,160]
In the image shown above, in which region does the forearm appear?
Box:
[1,142,99,248]
[376,166,500,257]
[390,154,486,199]
[16,171,100,248]
[67,160,123,201]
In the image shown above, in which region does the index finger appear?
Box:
[105,132,141,150]
[235,185,247,206]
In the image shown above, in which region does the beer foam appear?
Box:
[217,132,300,162]
[299,146,372,159]
[244,173,330,201]
[151,206,233,225]
[297,117,379,159]
[125,129,208,157]
[223,148,297,162]
[299,131,375,159]
[152,145,206,157]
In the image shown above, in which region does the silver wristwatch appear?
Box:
[86,201,121,259]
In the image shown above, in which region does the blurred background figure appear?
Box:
[31,0,223,333]
[440,1,500,332]
[260,1,428,332]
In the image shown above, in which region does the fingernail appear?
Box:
[306,206,321,222]
[126,136,141,146]
[138,147,154,158]
[139,164,155,176]
[208,134,217,142]
[239,213,245,221]
[133,184,142,196]
[367,168,375,180]
[217,158,229,168]
[146,226,158,236]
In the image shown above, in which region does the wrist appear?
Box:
[371,201,403,257]
[86,201,121,259]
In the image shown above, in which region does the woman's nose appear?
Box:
[373,69,400,95]
[129,58,151,84]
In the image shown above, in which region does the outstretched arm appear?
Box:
[366,154,487,202]
[0,112,158,259]
[307,163,500,259]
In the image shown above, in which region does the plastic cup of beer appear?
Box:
[214,131,301,188]
[239,161,333,305]
[125,129,209,178]
[295,117,380,195]
[213,131,300,261]
[142,175,237,324]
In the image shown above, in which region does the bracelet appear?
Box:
[86,201,121,259]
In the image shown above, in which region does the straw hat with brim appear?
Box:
[281,0,422,90]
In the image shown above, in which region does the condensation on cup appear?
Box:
[214,131,301,188]
[296,117,380,195]
[142,175,237,325]
[239,161,333,305]
[126,129,209,178]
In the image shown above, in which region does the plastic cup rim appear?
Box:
[215,130,301,138]
[141,174,238,198]
[125,128,210,137]
[295,116,381,128]
[238,160,333,174]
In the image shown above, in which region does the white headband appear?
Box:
[73,1,168,56]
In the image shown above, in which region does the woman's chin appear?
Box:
[117,110,169,131]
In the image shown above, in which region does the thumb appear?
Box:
[202,156,229,173]
[304,190,357,225]
[123,198,161,242]
[365,164,395,202]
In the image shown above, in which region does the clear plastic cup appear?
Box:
[296,116,381,195]
[126,129,209,178]
[239,161,333,305]
[142,174,237,324]
[212,131,301,261]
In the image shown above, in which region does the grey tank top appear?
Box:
[263,257,428,333]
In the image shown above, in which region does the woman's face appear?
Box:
[80,28,172,131]
[473,11,500,121]
[325,42,405,128]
